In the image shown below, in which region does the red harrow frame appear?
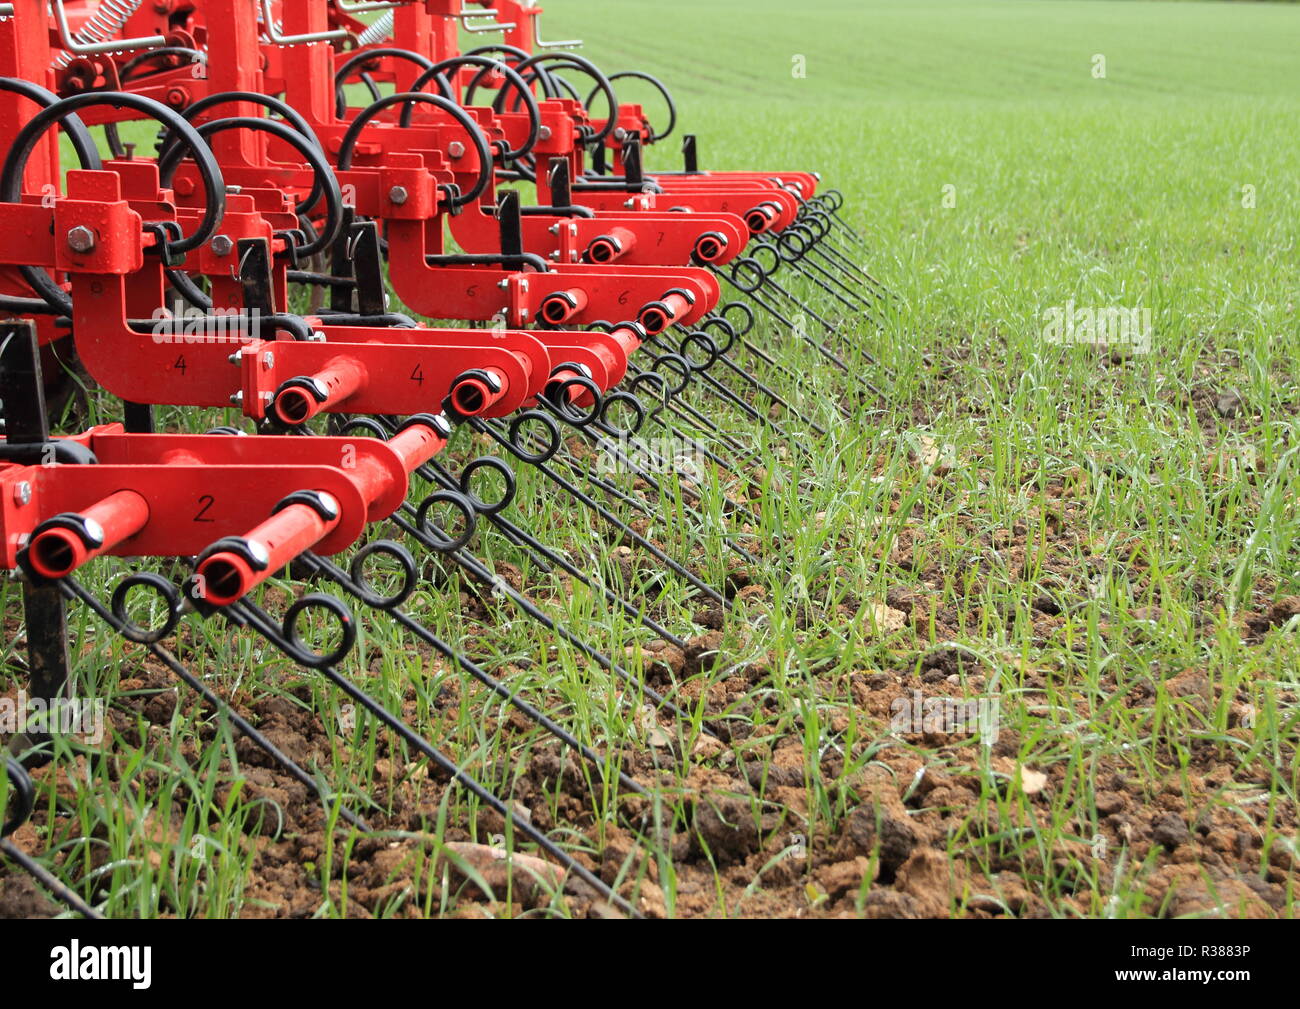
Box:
[0,0,884,918]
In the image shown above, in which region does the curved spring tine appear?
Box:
[649,328,830,438]
[229,596,640,917]
[60,576,372,831]
[754,257,887,372]
[811,237,894,302]
[754,238,873,316]
[531,394,766,551]
[296,550,648,798]
[770,236,876,312]
[0,837,103,919]
[2,755,101,917]
[565,414,765,566]
[1,756,33,840]
[387,500,718,735]
[711,266,885,400]
[333,420,706,725]
[476,417,731,609]
[420,456,689,649]
[673,315,846,429]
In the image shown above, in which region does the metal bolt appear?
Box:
[547,224,559,235]
[66,226,95,253]
[227,349,243,365]
[211,234,233,256]
[497,279,510,290]
[229,391,244,405]
[12,481,31,506]
[447,141,466,159]
[389,185,409,205]
[261,351,274,371]
[538,126,552,141]
[614,127,627,141]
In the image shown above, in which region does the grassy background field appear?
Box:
[2,0,1298,918]
[535,0,1300,915]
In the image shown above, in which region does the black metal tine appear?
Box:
[585,391,751,479]
[476,418,732,609]
[539,394,761,533]
[570,404,767,549]
[569,420,764,567]
[297,550,648,797]
[756,266,887,373]
[802,193,868,244]
[768,243,879,319]
[331,420,698,716]
[784,235,879,309]
[2,754,101,918]
[711,266,885,398]
[388,502,715,733]
[648,329,834,437]
[823,203,870,248]
[421,458,690,649]
[0,838,102,919]
[809,217,870,264]
[811,236,892,300]
[229,596,640,917]
[757,274,852,348]
[691,321,851,426]
[527,400,765,568]
[616,365,765,467]
[629,348,794,437]
[754,239,874,316]
[60,576,372,830]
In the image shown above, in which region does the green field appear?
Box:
[2,0,1298,918]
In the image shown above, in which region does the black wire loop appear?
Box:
[110,572,182,645]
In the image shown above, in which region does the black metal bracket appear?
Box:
[0,322,71,766]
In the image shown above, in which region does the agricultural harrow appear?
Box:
[0,0,882,918]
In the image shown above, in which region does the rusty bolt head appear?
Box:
[447,141,466,159]
[389,185,409,205]
[66,226,96,253]
[211,235,233,257]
